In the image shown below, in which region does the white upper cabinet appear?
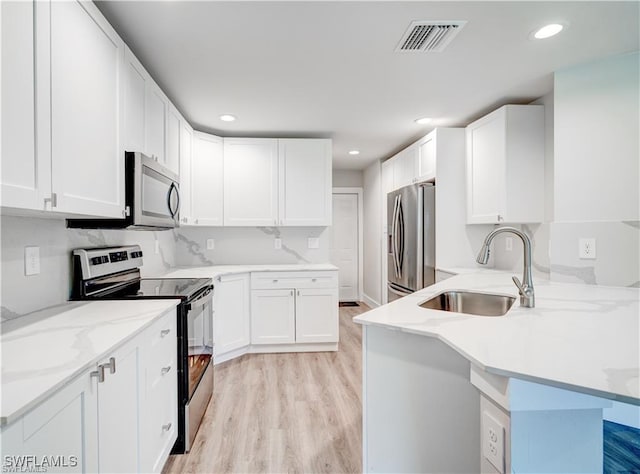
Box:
[466,104,544,224]
[47,0,125,218]
[166,105,181,175]
[416,132,437,182]
[278,138,332,226]
[191,132,224,226]
[1,0,51,211]
[223,138,279,226]
[145,82,167,164]
[179,122,193,225]
[123,47,146,154]
[393,145,418,190]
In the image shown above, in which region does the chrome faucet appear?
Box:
[476,226,535,308]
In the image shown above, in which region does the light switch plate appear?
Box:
[308,237,320,249]
[579,238,596,259]
[274,238,282,250]
[25,246,40,276]
[206,239,215,250]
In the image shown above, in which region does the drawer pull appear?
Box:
[160,329,171,337]
[312,278,317,282]
[272,279,278,283]
[161,366,172,375]
[162,423,172,432]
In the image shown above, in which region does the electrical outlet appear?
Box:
[206,239,215,250]
[308,237,320,249]
[154,240,160,255]
[274,238,282,250]
[505,237,513,252]
[482,411,505,473]
[24,246,40,276]
[579,238,596,259]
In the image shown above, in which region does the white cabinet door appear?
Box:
[145,82,167,164]
[48,0,125,218]
[417,133,436,182]
[251,289,296,344]
[466,109,506,223]
[191,132,224,226]
[96,343,140,473]
[223,138,278,226]
[0,368,99,473]
[466,105,544,224]
[393,146,418,190]
[139,311,177,474]
[179,121,193,225]
[1,0,51,211]
[123,47,146,154]
[166,105,181,175]
[278,138,332,226]
[214,273,251,359]
[295,288,339,343]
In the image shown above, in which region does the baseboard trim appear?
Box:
[362,293,380,308]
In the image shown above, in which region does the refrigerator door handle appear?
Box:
[391,195,400,279]
[397,195,404,278]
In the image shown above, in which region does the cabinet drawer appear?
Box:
[146,309,177,361]
[251,271,337,290]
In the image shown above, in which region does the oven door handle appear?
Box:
[186,287,213,311]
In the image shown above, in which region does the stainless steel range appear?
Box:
[72,245,213,454]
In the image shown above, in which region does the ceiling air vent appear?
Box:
[396,21,466,53]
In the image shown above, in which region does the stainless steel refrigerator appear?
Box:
[387,183,435,301]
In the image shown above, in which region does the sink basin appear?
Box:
[418,290,516,317]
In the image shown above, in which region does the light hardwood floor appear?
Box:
[163,304,369,474]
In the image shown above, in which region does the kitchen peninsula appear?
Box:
[355,271,639,473]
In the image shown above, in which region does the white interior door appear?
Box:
[330,193,359,302]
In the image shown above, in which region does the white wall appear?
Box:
[363,160,381,306]
[0,216,176,320]
[332,169,363,188]
[550,51,639,287]
[175,226,329,266]
[554,51,639,223]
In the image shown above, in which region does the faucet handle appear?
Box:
[512,276,525,295]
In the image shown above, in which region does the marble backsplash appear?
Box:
[0,215,176,320]
[550,221,640,287]
[175,226,330,266]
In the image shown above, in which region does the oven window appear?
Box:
[187,297,213,397]
[141,166,173,218]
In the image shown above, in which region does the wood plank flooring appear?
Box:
[163,304,369,474]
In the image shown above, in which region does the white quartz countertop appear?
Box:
[160,263,338,280]
[354,272,640,405]
[1,299,180,427]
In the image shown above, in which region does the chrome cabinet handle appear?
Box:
[161,366,171,375]
[160,329,170,337]
[311,278,317,282]
[100,357,116,375]
[290,290,293,296]
[297,290,300,296]
[162,423,172,432]
[91,365,105,383]
[272,279,278,283]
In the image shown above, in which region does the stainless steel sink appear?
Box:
[418,290,516,317]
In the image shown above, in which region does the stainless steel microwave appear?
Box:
[67,152,180,230]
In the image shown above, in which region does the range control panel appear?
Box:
[73,245,144,279]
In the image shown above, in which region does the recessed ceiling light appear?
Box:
[348,150,360,156]
[219,114,236,122]
[532,23,564,40]
[414,117,432,125]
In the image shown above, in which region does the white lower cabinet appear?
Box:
[0,308,177,474]
[251,289,296,344]
[214,273,251,362]
[295,288,339,343]
[250,271,339,347]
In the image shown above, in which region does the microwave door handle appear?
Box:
[167,182,180,218]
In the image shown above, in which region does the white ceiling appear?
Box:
[96,1,639,170]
